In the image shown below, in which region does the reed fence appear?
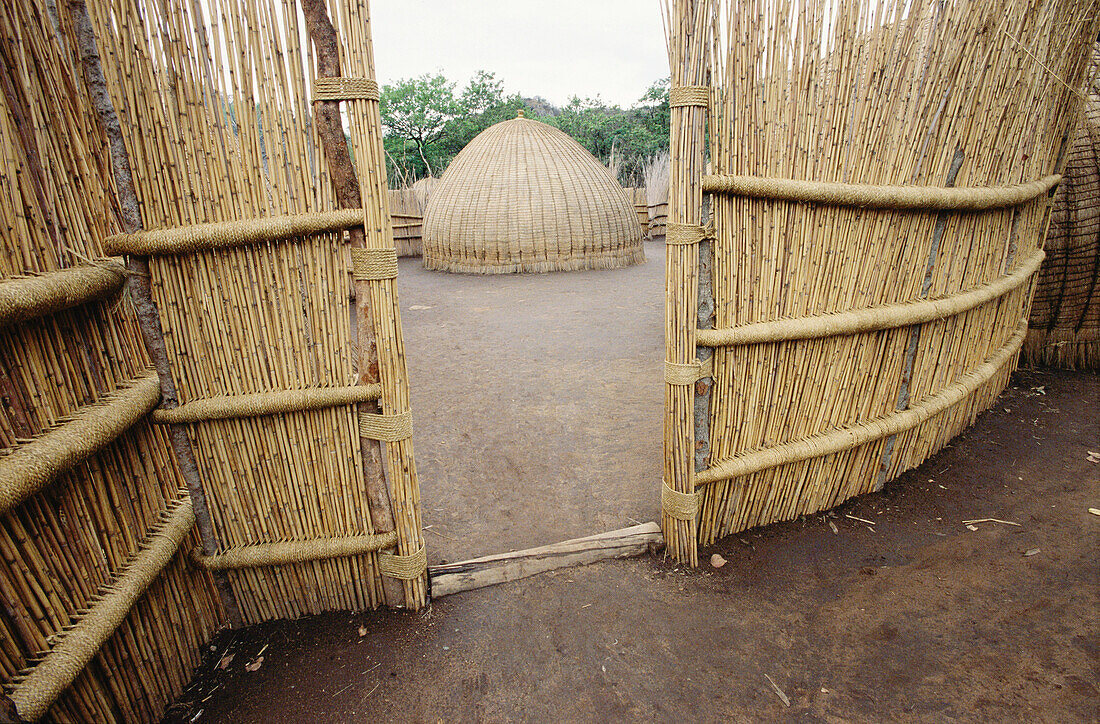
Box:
[388,184,430,257]
[2,0,425,719]
[0,2,221,720]
[622,187,652,239]
[661,0,1099,563]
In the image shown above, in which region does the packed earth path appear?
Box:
[163,241,1098,723]
[402,239,667,564]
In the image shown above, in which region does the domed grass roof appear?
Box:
[422,113,645,274]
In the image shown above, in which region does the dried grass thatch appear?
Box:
[644,150,671,239]
[422,114,645,274]
[1025,43,1100,370]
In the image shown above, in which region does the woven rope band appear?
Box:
[351,247,398,280]
[669,85,710,107]
[696,249,1044,348]
[662,482,700,521]
[378,547,427,579]
[696,321,1028,486]
[151,384,382,424]
[195,531,399,570]
[313,76,379,102]
[665,357,713,386]
[0,262,125,328]
[665,223,712,246]
[104,209,364,256]
[702,173,1060,211]
[359,410,413,442]
[7,497,193,722]
[0,372,161,514]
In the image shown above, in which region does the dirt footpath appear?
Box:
[163,301,1099,722]
[398,244,666,563]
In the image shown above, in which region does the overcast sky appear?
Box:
[371,1,670,109]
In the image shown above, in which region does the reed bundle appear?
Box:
[664,0,1099,558]
[662,0,715,565]
[1025,43,1100,370]
[0,1,220,719]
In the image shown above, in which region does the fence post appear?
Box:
[662,0,713,566]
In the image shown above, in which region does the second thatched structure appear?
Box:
[422,112,645,274]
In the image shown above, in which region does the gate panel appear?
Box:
[663,0,1100,563]
[91,0,427,617]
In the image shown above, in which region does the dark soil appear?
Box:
[162,245,1099,723]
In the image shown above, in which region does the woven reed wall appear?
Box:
[662,0,1099,561]
[86,0,425,623]
[423,116,645,274]
[0,1,222,720]
[1025,43,1100,370]
[389,187,424,257]
[624,187,651,238]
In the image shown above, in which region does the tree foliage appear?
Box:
[380,71,523,182]
[379,72,670,187]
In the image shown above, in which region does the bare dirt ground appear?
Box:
[164,242,1099,723]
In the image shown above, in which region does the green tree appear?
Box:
[380,71,523,183]
[379,73,460,179]
[541,78,670,185]
[378,72,670,187]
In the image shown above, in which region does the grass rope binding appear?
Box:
[351,247,398,280]
[664,357,713,385]
[696,249,1045,347]
[103,209,364,255]
[358,410,413,442]
[665,222,713,246]
[702,174,1060,210]
[661,482,701,521]
[0,372,161,513]
[696,321,1028,486]
[194,531,399,570]
[312,76,379,102]
[8,496,194,722]
[0,262,125,327]
[669,85,710,107]
[378,547,427,580]
[151,384,383,424]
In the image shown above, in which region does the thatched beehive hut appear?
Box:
[1024,43,1100,370]
[422,112,645,274]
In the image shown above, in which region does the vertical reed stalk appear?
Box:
[298,0,405,609]
[662,0,714,565]
[68,0,241,627]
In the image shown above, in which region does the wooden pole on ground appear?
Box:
[430,523,664,597]
[69,0,242,627]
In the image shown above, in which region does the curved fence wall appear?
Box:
[660,0,1100,562]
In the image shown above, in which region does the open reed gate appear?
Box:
[1,0,426,720]
[661,0,1100,564]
